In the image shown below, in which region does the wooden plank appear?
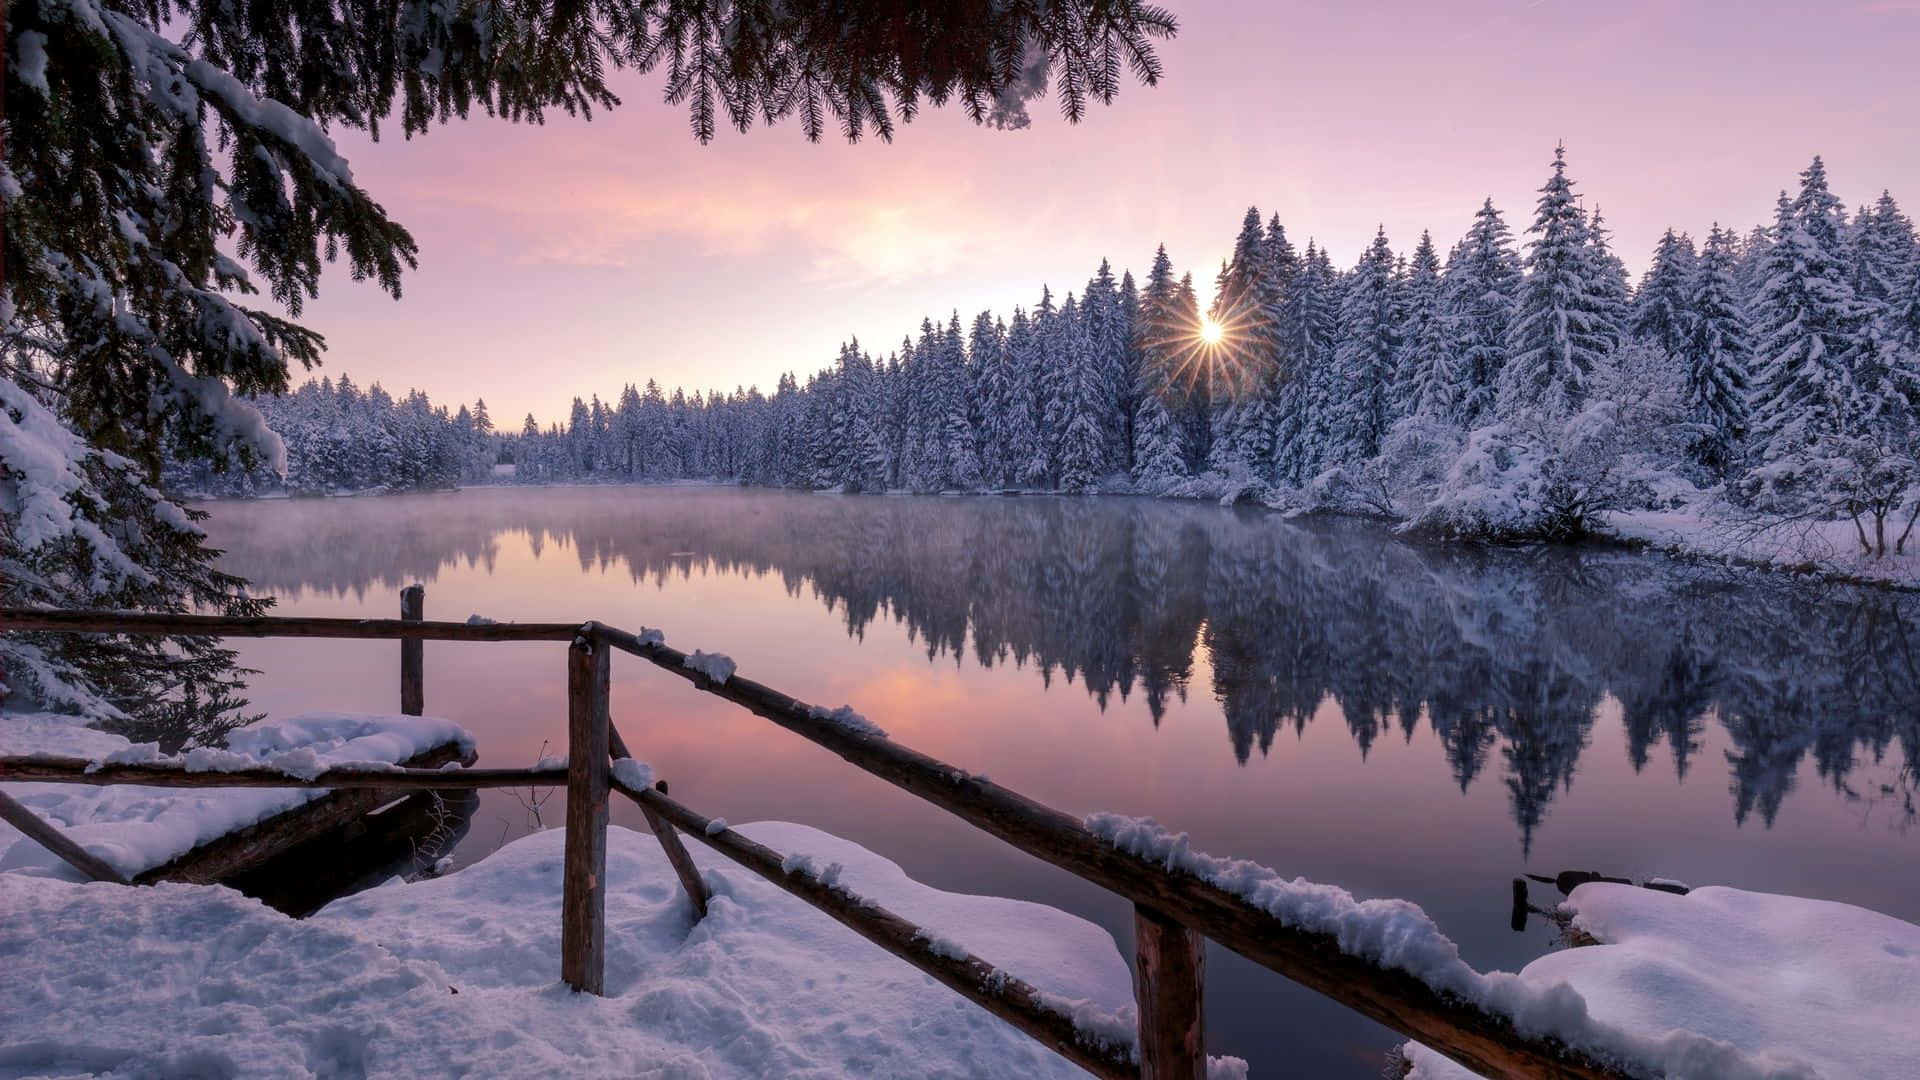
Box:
[0,756,560,790]
[590,624,1635,1080]
[612,780,1139,1080]
[134,742,474,885]
[561,635,610,994]
[0,609,580,641]
[1133,904,1206,1079]
[0,788,130,884]
[638,779,709,920]
[400,585,425,715]
[225,789,480,917]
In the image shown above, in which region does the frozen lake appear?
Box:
[201,486,1920,1077]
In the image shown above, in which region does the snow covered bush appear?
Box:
[1743,433,1920,558]
[1406,348,1691,541]
[1400,421,1563,540]
[1306,415,1465,518]
[1376,416,1470,514]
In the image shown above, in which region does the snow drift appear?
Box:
[1402,883,1920,1080]
[1,821,1147,1078]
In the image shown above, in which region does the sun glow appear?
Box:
[1153,296,1273,406]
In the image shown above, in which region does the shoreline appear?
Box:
[180,479,1920,593]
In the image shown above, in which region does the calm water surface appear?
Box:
[201,487,1920,1077]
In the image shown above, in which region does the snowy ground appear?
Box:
[1,821,1144,1078]
[1401,883,1920,1080]
[0,711,473,880]
[11,711,1915,1077]
[1606,509,1920,587]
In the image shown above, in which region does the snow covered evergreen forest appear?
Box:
[194,149,1920,559]
[165,379,499,495]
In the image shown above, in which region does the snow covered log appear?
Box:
[0,757,560,790]
[0,713,477,883]
[135,740,473,886]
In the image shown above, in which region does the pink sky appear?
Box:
[300,0,1919,426]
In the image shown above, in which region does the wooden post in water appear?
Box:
[1133,904,1206,1079]
[561,634,610,994]
[399,585,424,715]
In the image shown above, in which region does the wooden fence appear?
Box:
[0,597,1642,1080]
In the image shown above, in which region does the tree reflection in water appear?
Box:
[205,488,1920,852]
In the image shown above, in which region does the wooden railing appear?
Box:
[0,598,1642,1080]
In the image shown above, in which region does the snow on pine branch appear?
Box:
[0,376,164,589]
[162,364,289,476]
[80,0,355,190]
[1,376,103,552]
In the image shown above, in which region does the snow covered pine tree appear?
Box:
[1,0,1179,738]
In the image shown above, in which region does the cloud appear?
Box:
[354,123,1015,288]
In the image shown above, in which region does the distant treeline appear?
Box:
[166,377,498,496]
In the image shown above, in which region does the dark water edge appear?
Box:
[198,486,1920,1077]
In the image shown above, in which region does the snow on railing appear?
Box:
[1086,814,1809,1080]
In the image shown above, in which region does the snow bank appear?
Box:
[1088,814,1821,1080]
[1607,508,1920,587]
[0,822,1140,1078]
[1403,883,1920,1080]
[0,711,472,880]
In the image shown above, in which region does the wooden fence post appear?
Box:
[642,779,710,920]
[1133,904,1206,1079]
[561,634,610,994]
[399,585,424,716]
